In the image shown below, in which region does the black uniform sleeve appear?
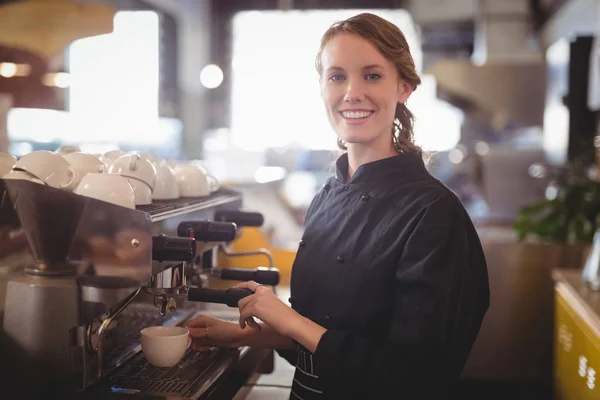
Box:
[312,195,490,397]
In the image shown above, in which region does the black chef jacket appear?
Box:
[279,151,490,400]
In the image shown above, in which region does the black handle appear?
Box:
[186,287,254,307]
[214,211,264,227]
[218,267,280,286]
[152,234,196,262]
[177,221,237,242]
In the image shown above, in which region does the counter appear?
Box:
[552,269,600,399]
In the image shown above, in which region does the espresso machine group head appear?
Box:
[211,211,280,286]
[145,215,279,316]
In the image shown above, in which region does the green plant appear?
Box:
[513,162,600,244]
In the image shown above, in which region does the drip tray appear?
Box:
[105,313,241,397]
[109,349,218,396]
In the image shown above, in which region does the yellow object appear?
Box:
[554,284,600,399]
[218,227,297,286]
[0,0,116,60]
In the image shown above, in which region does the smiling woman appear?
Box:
[187,12,490,400]
[315,14,422,176]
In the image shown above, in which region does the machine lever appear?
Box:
[217,267,280,286]
[186,287,254,307]
[214,210,264,227]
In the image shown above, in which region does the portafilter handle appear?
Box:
[217,266,280,286]
[214,210,264,227]
[152,234,196,262]
[177,220,237,242]
[184,287,254,307]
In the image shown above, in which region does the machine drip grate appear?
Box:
[109,349,218,395]
[107,312,240,396]
[136,188,241,217]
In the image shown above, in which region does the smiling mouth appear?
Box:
[339,110,374,124]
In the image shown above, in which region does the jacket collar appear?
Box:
[334,151,426,183]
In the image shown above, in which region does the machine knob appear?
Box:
[177,221,237,242]
[152,234,196,262]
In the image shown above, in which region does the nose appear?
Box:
[343,77,364,103]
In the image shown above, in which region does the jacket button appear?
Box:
[299,240,305,247]
[336,255,344,263]
[288,297,294,304]
[361,194,371,201]
[325,315,332,320]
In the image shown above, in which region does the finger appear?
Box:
[188,327,209,339]
[237,292,255,309]
[238,297,257,328]
[233,280,262,292]
[246,317,262,331]
[185,315,211,328]
[239,307,260,330]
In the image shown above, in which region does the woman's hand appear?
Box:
[235,281,302,337]
[185,315,248,351]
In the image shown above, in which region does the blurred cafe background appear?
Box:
[0,0,600,399]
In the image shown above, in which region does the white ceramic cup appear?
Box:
[173,164,219,197]
[124,177,152,206]
[13,150,78,190]
[74,173,136,209]
[3,170,44,184]
[0,152,17,177]
[99,149,127,170]
[109,153,157,191]
[152,162,179,200]
[140,326,191,368]
[55,145,81,156]
[64,152,107,186]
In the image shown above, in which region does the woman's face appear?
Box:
[320,33,412,149]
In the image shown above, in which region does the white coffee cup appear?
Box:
[124,177,152,206]
[56,145,81,156]
[13,150,78,190]
[3,170,44,184]
[74,173,136,209]
[173,164,219,197]
[99,150,127,170]
[153,162,179,200]
[109,153,157,191]
[0,152,17,177]
[64,152,107,186]
[140,326,191,368]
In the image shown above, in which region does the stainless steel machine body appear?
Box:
[0,179,248,399]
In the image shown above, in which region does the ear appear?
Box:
[397,80,414,104]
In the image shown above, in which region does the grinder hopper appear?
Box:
[0,178,153,276]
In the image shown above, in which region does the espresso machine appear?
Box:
[0,178,280,399]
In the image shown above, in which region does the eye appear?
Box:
[365,73,381,80]
[328,74,345,82]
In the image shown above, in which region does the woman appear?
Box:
[186,13,490,399]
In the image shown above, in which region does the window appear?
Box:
[229,9,461,153]
[230,9,422,151]
[68,11,160,142]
